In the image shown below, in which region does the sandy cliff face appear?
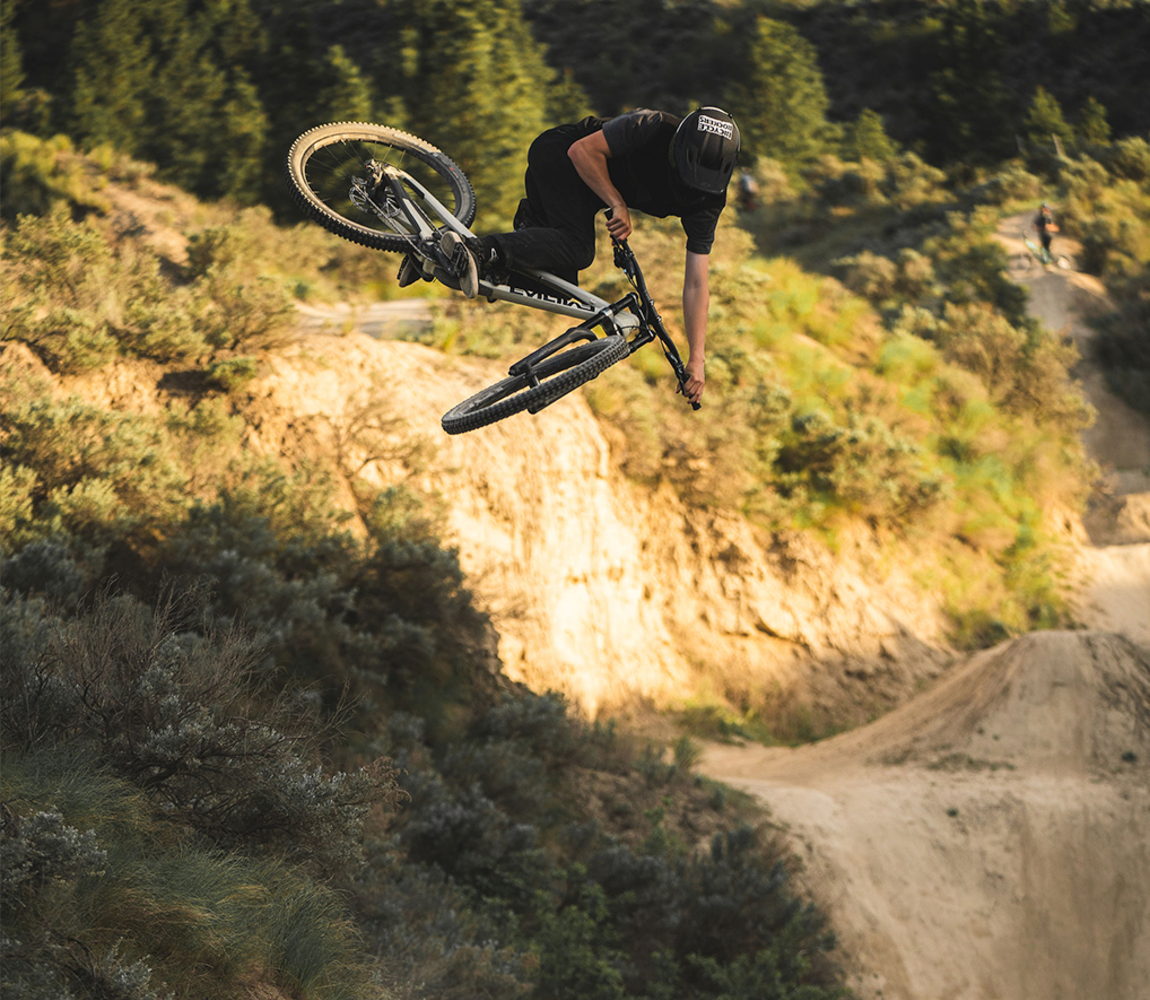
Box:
[242,334,953,722]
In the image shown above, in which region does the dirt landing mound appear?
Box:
[701,631,1150,1000]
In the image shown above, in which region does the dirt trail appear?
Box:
[295,298,434,340]
[699,214,1150,999]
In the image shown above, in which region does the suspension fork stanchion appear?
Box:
[373,171,437,240]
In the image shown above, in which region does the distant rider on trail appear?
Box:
[435,107,742,406]
[1035,202,1059,262]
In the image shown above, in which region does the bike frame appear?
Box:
[1022,232,1054,266]
[377,162,698,405]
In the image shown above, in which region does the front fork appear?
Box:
[613,240,700,409]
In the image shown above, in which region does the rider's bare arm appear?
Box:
[682,251,709,405]
[568,131,632,241]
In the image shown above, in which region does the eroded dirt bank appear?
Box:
[212,336,957,724]
[5,330,951,727]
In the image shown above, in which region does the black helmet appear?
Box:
[671,107,741,194]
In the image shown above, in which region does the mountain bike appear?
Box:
[284,122,699,435]
[1008,229,1074,277]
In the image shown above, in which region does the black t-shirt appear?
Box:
[600,109,726,255]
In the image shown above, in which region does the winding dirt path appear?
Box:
[699,215,1150,1000]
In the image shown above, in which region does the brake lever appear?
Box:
[677,380,702,411]
[666,352,702,410]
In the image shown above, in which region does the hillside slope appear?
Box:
[699,216,1150,1000]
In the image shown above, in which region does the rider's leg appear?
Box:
[485,125,602,285]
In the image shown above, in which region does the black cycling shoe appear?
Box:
[440,231,479,298]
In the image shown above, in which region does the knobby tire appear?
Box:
[285,122,476,252]
[441,337,630,434]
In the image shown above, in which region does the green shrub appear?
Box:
[1092,270,1150,416]
[0,588,399,878]
[0,132,111,220]
[1057,150,1150,414]
[836,247,940,316]
[975,162,1043,205]
[0,538,92,611]
[185,224,261,280]
[1,750,388,1000]
[0,384,187,546]
[195,270,296,351]
[204,355,259,392]
[1,204,212,367]
[1108,137,1150,183]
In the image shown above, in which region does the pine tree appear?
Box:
[843,109,899,163]
[1,3,26,125]
[547,68,594,126]
[929,0,1012,164]
[68,0,156,155]
[67,0,269,203]
[146,0,269,202]
[401,0,556,230]
[1023,86,1075,155]
[214,74,271,201]
[143,2,233,191]
[313,45,377,123]
[1076,96,1111,148]
[725,16,837,172]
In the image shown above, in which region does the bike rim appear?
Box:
[300,135,465,240]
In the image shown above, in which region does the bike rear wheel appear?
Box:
[285,123,476,252]
[441,336,630,434]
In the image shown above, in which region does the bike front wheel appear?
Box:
[285,122,476,252]
[442,336,630,434]
[1007,252,1035,278]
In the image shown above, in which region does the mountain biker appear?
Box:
[439,107,741,405]
[1035,202,1059,260]
[736,168,760,211]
